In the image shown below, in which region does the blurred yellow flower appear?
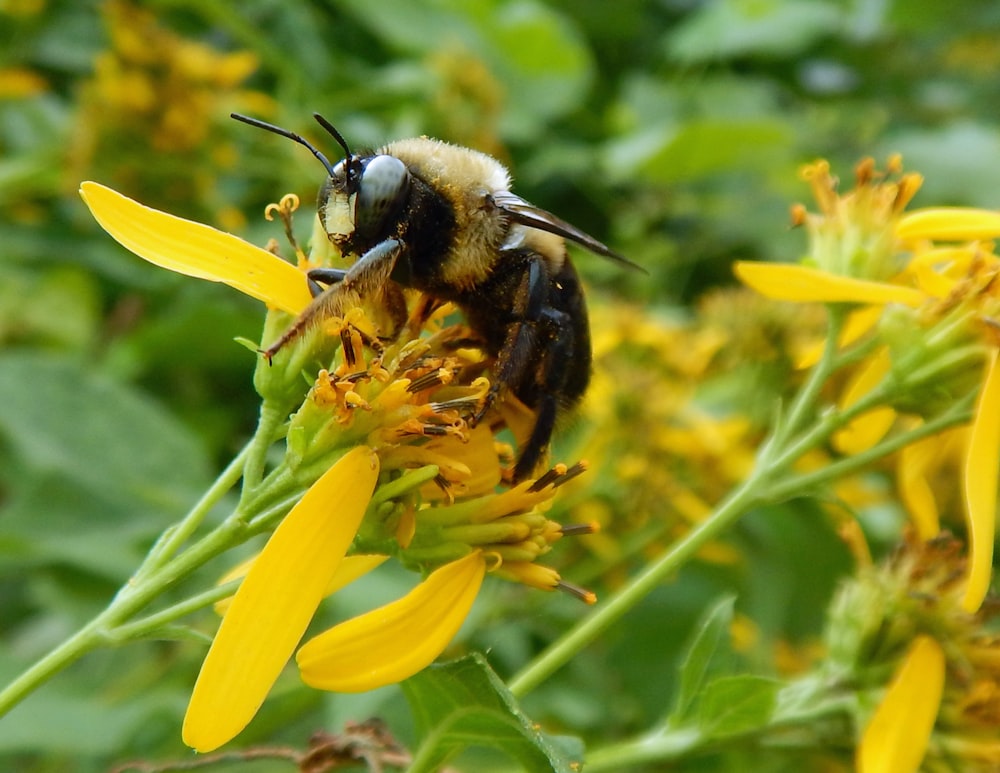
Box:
[834,536,1000,772]
[735,158,1000,612]
[857,635,945,773]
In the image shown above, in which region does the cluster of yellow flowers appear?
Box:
[737,158,1000,771]
[79,149,1000,770]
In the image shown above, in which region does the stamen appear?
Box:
[553,460,588,488]
[528,464,568,493]
[407,367,456,393]
[560,521,600,537]
[341,328,357,367]
[350,323,383,353]
[264,193,304,261]
[854,157,876,187]
[433,474,454,503]
[556,579,597,605]
[430,395,482,413]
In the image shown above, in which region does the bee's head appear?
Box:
[230,112,410,250]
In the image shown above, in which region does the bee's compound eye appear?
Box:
[357,155,409,234]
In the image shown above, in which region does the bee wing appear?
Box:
[493,192,646,273]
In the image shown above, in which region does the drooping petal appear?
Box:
[898,431,943,541]
[80,182,313,315]
[733,262,925,307]
[897,207,1000,242]
[962,349,1000,612]
[213,553,388,616]
[833,347,895,455]
[182,446,380,753]
[905,250,964,299]
[296,551,486,692]
[857,635,945,773]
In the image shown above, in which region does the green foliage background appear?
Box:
[2,1,1000,770]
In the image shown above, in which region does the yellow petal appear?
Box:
[795,306,882,369]
[963,349,1000,612]
[898,431,942,541]
[733,262,925,307]
[833,347,895,454]
[904,248,968,299]
[80,181,312,315]
[296,551,486,692]
[897,207,1000,242]
[182,447,380,752]
[857,635,945,773]
[213,553,388,616]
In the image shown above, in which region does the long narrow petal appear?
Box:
[183,447,380,752]
[733,262,925,307]
[833,347,895,454]
[214,553,389,616]
[897,207,1000,241]
[898,431,943,541]
[296,551,486,692]
[857,635,945,773]
[963,349,1000,612]
[80,182,312,315]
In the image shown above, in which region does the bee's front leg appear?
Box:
[262,239,405,361]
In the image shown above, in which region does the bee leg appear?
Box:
[263,239,404,360]
[470,256,575,482]
[472,258,548,424]
[512,307,575,482]
[306,267,348,296]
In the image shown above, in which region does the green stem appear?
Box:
[766,396,974,503]
[0,462,311,715]
[0,512,248,716]
[584,690,857,771]
[107,581,240,644]
[145,443,251,573]
[240,400,287,497]
[768,310,846,452]
[509,309,899,698]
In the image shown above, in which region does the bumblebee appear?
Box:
[232,113,640,481]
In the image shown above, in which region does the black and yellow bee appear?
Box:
[233,113,640,481]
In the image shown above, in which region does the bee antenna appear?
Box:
[312,113,352,162]
[313,113,361,189]
[230,113,337,178]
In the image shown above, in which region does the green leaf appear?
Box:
[401,653,582,773]
[666,0,843,62]
[639,119,794,183]
[336,0,591,138]
[697,675,780,738]
[672,595,736,722]
[0,353,211,515]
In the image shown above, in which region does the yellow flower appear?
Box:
[735,158,1000,612]
[83,180,598,752]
